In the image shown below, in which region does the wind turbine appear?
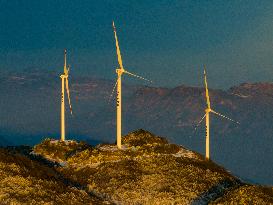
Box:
[60,49,73,142]
[110,21,152,149]
[197,65,239,160]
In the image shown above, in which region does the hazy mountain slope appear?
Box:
[0,147,109,204]
[1,71,273,185]
[33,130,273,205]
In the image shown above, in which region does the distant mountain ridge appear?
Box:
[0,70,273,185]
[229,82,273,97]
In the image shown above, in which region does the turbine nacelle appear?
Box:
[205,108,211,113]
[60,74,68,78]
[196,108,239,129]
[116,68,124,76]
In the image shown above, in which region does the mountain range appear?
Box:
[0,70,273,185]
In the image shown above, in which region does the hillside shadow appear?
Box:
[4,146,114,204]
[5,145,60,168]
[191,178,243,205]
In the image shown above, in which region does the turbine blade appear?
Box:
[195,113,207,130]
[211,110,240,124]
[123,70,152,83]
[204,65,211,109]
[67,65,70,74]
[65,78,73,115]
[108,76,120,103]
[64,49,68,75]
[112,21,124,70]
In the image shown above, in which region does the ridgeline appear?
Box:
[1,130,273,204]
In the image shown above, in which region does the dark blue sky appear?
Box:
[1,0,273,88]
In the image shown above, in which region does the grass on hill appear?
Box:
[0,148,107,204]
[31,130,273,204]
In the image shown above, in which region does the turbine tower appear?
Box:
[110,21,152,149]
[197,65,239,160]
[60,49,73,142]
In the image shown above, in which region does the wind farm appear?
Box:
[1,1,273,204]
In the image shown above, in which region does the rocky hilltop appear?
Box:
[1,130,272,204]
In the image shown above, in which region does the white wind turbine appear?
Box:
[196,65,239,160]
[60,49,73,141]
[110,21,152,149]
